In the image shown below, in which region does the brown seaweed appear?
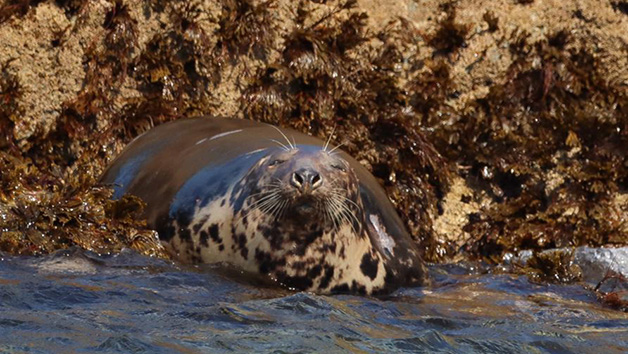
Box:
[0,60,21,150]
[242,1,451,260]
[612,1,628,15]
[593,270,628,312]
[434,30,628,261]
[427,2,469,57]
[0,0,42,24]
[0,151,168,257]
[520,249,582,284]
[215,0,278,62]
[0,0,626,279]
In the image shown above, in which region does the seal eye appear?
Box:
[331,164,346,172]
[269,159,285,167]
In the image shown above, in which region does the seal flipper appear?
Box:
[358,184,428,288]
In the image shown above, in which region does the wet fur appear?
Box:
[101,118,427,295]
[166,146,389,294]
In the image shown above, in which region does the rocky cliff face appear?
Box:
[1,0,627,263]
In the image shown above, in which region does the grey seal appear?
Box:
[100,117,427,294]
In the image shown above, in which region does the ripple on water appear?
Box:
[0,248,627,353]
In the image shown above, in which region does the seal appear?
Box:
[100,117,427,294]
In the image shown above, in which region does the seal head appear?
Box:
[216,144,388,294]
[240,145,361,232]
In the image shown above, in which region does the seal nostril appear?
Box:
[311,173,321,187]
[292,172,304,187]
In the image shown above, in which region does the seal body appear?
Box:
[101,117,427,294]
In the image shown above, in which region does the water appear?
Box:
[1,248,626,353]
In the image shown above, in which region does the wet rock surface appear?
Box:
[0,0,627,309]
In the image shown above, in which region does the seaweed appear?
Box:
[0,151,168,257]
[242,1,451,260]
[1,0,627,280]
[215,0,278,62]
[54,0,89,18]
[482,11,499,32]
[431,29,628,261]
[0,60,21,150]
[0,0,165,257]
[611,1,628,14]
[594,270,628,312]
[103,0,138,69]
[132,1,216,117]
[519,249,582,284]
[0,0,89,24]
[0,0,43,24]
[242,66,292,121]
[427,2,469,57]
[34,0,139,167]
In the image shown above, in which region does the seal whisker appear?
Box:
[245,188,278,200]
[258,198,281,217]
[330,190,363,215]
[101,117,427,295]
[327,142,345,155]
[270,139,290,152]
[240,193,282,221]
[341,196,362,211]
[269,125,294,150]
[336,202,351,228]
[338,195,362,232]
[267,197,285,220]
[323,125,337,153]
[323,198,334,229]
[253,194,281,210]
[339,202,361,234]
[327,197,345,231]
[322,198,333,229]
[276,199,289,220]
[247,190,280,205]
[278,199,290,219]
[330,189,360,206]
[330,194,359,235]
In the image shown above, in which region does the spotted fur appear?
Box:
[101,117,428,295]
